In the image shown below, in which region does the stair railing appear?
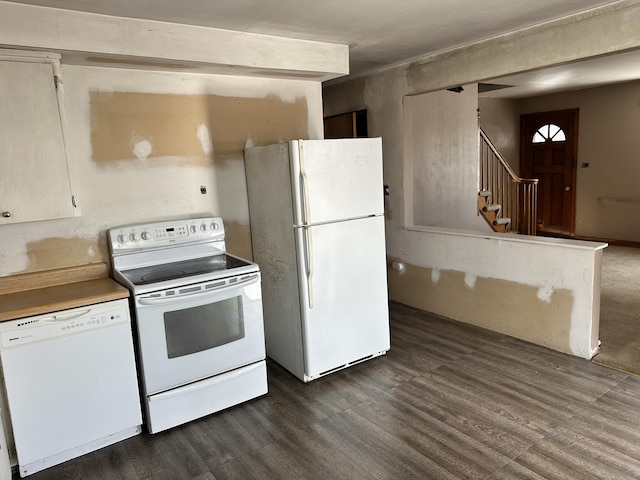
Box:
[479,127,538,235]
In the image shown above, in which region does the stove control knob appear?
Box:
[129,233,139,242]
[141,231,150,240]
[117,234,126,244]
[211,222,220,230]
[200,224,207,232]
[190,225,197,234]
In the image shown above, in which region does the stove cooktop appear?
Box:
[109,216,260,294]
[119,254,254,286]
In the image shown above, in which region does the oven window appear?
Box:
[164,296,245,359]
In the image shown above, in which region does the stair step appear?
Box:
[478,190,511,233]
[483,204,501,213]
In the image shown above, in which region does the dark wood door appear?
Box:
[520,109,578,237]
[324,110,368,139]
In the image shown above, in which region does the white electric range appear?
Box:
[109,216,267,434]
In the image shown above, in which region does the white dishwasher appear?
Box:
[0,298,142,478]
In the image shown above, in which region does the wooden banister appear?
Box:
[479,127,538,235]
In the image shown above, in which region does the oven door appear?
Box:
[133,273,265,395]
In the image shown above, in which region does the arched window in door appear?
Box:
[532,123,566,143]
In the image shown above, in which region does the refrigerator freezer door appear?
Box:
[295,215,390,380]
[291,138,384,226]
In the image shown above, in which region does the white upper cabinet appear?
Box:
[0,50,78,224]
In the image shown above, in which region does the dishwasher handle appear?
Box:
[46,308,92,322]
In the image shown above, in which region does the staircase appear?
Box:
[478,190,511,233]
[478,127,538,235]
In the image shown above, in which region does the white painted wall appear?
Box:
[0,65,323,275]
[323,3,639,358]
[0,3,342,276]
[404,85,488,230]
[397,227,604,359]
[477,97,521,173]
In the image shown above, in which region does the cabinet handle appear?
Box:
[2,211,11,218]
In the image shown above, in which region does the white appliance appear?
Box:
[0,299,142,478]
[244,137,390,382]
[0,408,10,480]
[108,216,267,434]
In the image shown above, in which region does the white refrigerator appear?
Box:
[244,137,390,382]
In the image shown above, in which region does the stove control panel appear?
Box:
[154,224,189,240]
[108,216,225,253]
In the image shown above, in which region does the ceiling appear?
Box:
[479,49,640,98]
[5,0,640,97]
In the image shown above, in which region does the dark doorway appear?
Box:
[520,109,578,237]
[324,109,368,139]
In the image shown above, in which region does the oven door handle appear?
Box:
[137,274,259,305]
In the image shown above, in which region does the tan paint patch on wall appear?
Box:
[90,92,309,165]
[21,225,250,276]
[387,259,574,355]
[205,95,308,155]
[24,236,107,273]
[222,220,253,261]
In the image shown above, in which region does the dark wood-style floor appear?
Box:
[19,302,640,479]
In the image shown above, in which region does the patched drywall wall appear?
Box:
[388,260,574,354]
[384,228,604,359]
[0,65,322,275]
[404,86,487,230]
[223,220,254,260]
[24,236,105,272]
[85,88,309,261]
[323,3,633,358]
[89,92,308,165]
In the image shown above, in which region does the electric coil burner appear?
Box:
[108,216,267,434]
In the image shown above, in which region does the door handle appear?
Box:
[137,275,259,305]
[298,141,311,225]
[47,308,91,322]
[564,186,571,191]
[302,226,314,309]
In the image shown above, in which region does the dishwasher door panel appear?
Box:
[0,301,142,476]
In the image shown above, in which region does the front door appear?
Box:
[520,109,578,236]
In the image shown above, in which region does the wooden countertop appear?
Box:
[0,263,129,322]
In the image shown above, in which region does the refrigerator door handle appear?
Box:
[302,226,314,309]
[298,140,311,225]
[300,171,310,225]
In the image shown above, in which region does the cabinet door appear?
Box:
[0,57,75,224]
